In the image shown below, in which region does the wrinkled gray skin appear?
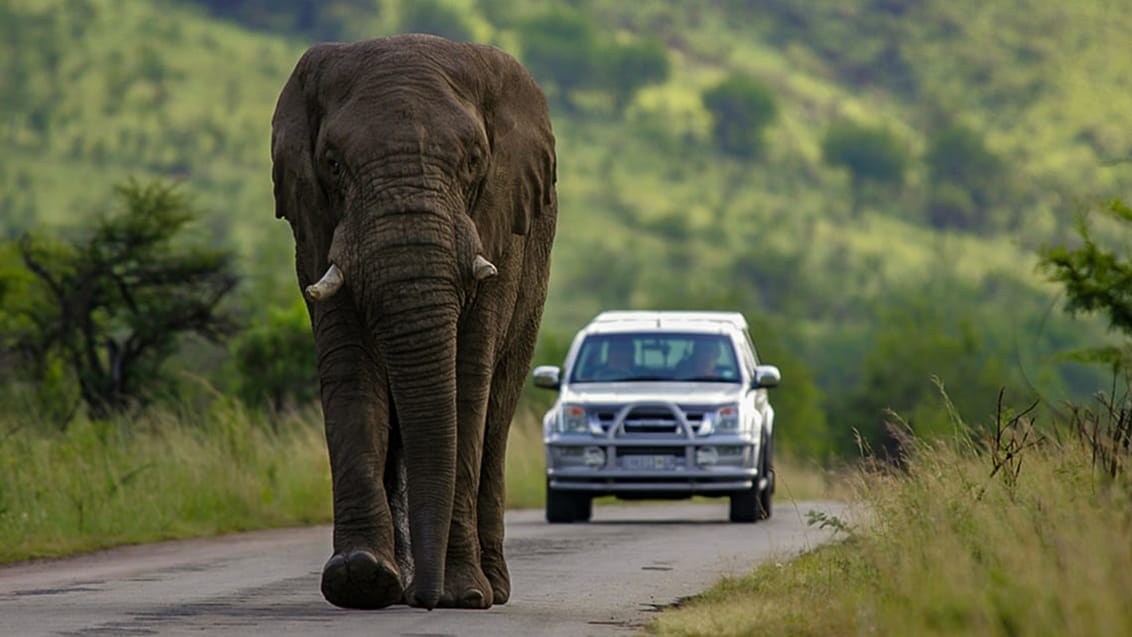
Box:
[271,34,556,610]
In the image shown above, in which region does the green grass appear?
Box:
[0,391,835,563]
[0,395,551,564]
[647,406,1132,636]
[0,401,331,562]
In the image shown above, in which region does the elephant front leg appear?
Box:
[317,338,403,609]
[437,363,494,609]
[321,402,403,609]
[476,341,532,606]
[477,414,510,605]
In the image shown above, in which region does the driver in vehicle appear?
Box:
[594,339,635,380]
[678,339,721,378]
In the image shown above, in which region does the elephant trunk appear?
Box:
[359,212,462,610]
[382,308,457,610]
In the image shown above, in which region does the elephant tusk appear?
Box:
[305,264,345,301]
[473,255,498,281]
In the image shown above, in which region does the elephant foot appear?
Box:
[434,557,493,609]
[481,549,510,605]
[320,550,403,610]
[403,580,441,610]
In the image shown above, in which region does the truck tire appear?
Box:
[546,483,578,523]
[728,487,759,523]
[729,440,771,523]
[573,494,593,522]
[758,438,774,520]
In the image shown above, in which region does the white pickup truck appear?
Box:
[532,311,781,523]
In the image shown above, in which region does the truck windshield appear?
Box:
[570,332,739,383]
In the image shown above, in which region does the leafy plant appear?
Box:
[516,7,600,109]
[820,121,908,216]
[602,36,670,113]
[397,0,474,42]
[232,298,317,412]
[1039,199,1132,350]
[924,124,1009,230]
[0,180,238,419]
[701,74,778,158]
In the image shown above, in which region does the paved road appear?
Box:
[0,501,845,636]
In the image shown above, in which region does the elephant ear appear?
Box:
[271,44,342,285]
[472,45,557,251]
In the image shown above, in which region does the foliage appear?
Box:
[0,180,239,419]
[924,180,979,230]
[1039,199,1132,359]
[175,0,377,41]
[830,279,1024,458]
[0,400,331,562]
[397,0,474,42]
[821,121,909,215]
[0,394,557,563]
[516,7,600,108]
[924,123,1009,230]
[601,36,671,113]
[231,298,317,411]
[516,6,669,114]
[0,0,97,135]
[748,317,833,459]
[701,74,778,158]
[649,391,1132,636]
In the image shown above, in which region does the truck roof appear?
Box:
[586,310,748,333]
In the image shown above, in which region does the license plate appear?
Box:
[622,454,676,470]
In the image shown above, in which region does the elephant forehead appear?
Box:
[326,92,483,153]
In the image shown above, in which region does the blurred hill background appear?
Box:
[2,0,1130,458]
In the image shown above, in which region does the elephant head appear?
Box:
[271,35,555,609]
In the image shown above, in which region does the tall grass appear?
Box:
[0,401,331,562]
[0,396,552,563]
[506,405,549,510]
[649,389,1132,636]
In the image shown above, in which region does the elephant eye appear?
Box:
[327,158,342,176]
[467,148,483,171]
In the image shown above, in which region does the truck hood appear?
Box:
[559,381,745,406]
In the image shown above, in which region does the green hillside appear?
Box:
[2,0,1129,454]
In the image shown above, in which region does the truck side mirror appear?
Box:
[752,364,781,389]
[532,365,562,390]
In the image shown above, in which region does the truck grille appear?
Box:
[590,404,709,435]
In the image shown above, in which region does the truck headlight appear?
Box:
[583,446,606,467]
[558,404,588,433]
[695,447,719,466]
[714,404,740,433]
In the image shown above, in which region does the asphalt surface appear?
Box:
[0,501,846,636]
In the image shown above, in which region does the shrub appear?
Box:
[232,298,317,412]
[820,121,908,215]
[516,7,599,108]
[924,124,1008,229]
[0,180,238,419]
[602,36,671,113]
[397,0,473,42]
[702,74,779,158]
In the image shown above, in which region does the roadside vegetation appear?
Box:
[647,388,1132,636]
[0,397,829,562]
[0,401,329,562]
[0,398,554,562]
[649,196,1132,635]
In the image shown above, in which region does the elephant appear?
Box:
[270,34,557,610]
